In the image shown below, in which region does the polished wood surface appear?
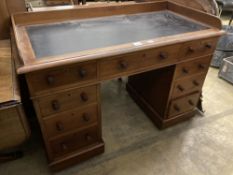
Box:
[11,1,223,171]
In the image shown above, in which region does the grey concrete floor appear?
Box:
[0,67,233,175]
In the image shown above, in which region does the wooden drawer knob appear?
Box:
[119,60,128,70]
[47,75,55,85]
[82,113,90,122]
[56,122,64,131]
[174,104,180,112]
[80,92,88,102]
[177,85,184,92]
[61,143,68,151]
[188,46,195,53]
[193,80,199,86]
[182,68,189,74]
[198,64,206,69]
[79,68,87,78]
[205,43,212,49]
[188,100,194,106]
[51,100,60,111]
[85,134,93,141]
[159,52,168,59]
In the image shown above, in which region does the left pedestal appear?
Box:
[25,60,104,171]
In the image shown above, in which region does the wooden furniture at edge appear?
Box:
[0,40,30,162]
[11,1,224,171]
[0,0,26,40]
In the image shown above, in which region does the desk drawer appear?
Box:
[99,54,139,79]
[38,85,97,117]
[140,44,181,67]
[174,56,211,80]
[50,125,99,158]
[172,74,206,99]
[168,92,200,118]
[179,38,217,60]
[27,61,97,95]
[44,104,98,138]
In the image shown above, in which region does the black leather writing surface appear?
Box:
[26,11,208,59]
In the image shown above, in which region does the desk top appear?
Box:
[12,1,223,74]
[27,11,207,59]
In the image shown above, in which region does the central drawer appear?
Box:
[37,85,97,117]
[99,54,140,79]
[139,44,181,67]
[43,104,98,138]
[99,44,181,80]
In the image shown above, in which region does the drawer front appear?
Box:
[174,55,211,80]
[172,74,206,99]
[140,44,181,67]
[99,54,140,79]
[99,44,181,79]
[44,104,98,138]
[179,38,217,60]
[50,125,99,157]
[38,85,97,117]
[27,61,97,94]
[168,92,200,118]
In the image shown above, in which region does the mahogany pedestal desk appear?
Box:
[11,1,224,171]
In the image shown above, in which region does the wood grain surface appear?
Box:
[0,40,14,104]
[141,0,219,15]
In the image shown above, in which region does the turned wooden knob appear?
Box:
[188,46,195,53]
[85,134,92,141]
[174,104,180,112]
[198,64,205,69]
[80,92,88,102]
[56,122,64,131]
[61,143,68,151]
[205,43,212,49]
[182,68,189,74]
[188,100,194,106]
[119,60,128,70]
[82,113,90,122]
[193,80,199,86]
[47,75,55,85]
[78,68,87,78]
[51,100,60,111]
[177,85,184,92]
[159,52,168,59]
